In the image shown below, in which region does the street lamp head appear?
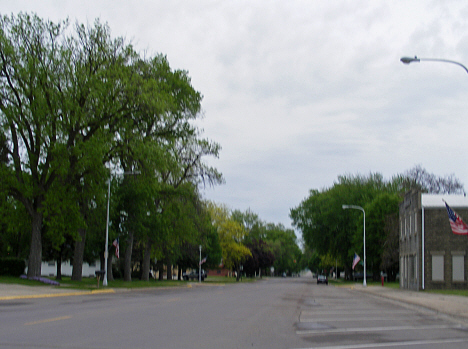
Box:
[400,56,420,64]
[342,205,350,209]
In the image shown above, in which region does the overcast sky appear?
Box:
[3,1,468,234]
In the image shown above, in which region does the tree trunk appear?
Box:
[166,259,172,280]
[27,211,43,278]
[157,260,164,281]
[56,252,62,280]
[141,237,152,281]
[71,227,86,281]
[178,266,182,281]
[124,231,134,281]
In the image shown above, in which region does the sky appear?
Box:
[3,1,468,236]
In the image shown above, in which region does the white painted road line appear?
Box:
[290,338,468,349]
[300,317,420,322]
[296,324,459,335]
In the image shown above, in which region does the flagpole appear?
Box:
[103,170,140,287]
[103,178,111,286]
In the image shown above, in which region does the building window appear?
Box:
[408,256,414,281]
[400,257,404,287]
[89,261,96,267]
[452,255,465,282]
[432,255,444,281]
[414,212,418,234]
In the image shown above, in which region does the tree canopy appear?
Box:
[0,13,222,278]
[290,168,464,280]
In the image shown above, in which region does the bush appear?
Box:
[112,265,121,279]
[0,258,26,276]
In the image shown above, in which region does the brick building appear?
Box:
[400,191,468,291]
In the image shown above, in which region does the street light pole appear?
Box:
[342,205,366,287]
[400,56,468,74]
[400,55,468,291]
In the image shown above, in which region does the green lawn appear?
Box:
[426,289,468,297]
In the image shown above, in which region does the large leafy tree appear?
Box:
[291,168,464,280]
[243,238,275,277]
[0,14,135,277]
[232,209,275,277]
[0,13,67,277]
[264,223,302,276]
[290,173,390,278]
[108,54,222,281]
[0,13,223,279]
[354,192,401,278]
[208,203,251,281]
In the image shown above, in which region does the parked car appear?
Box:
[317,275,328,285]
[183,270,207,281]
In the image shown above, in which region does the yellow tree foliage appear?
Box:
[207,202,252,270]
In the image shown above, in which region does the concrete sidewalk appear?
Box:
[350,284,468,324]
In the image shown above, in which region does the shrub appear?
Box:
[0,258,26,276]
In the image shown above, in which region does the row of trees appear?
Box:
[290,166,464,280]
[212,206,303,280]
[0,13,223,279]
[0,13,303,281]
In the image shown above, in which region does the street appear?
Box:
[1,277,468,348]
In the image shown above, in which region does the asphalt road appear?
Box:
[1,277,468,349]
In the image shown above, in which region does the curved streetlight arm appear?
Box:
[400,56,468,74]
[342,204,364,213]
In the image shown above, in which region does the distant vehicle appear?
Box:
[282,272,287,278]
[183,270,207,281]
[317,275,328,285]
[352,272,373,282]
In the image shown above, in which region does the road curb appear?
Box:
[0,288,115,301]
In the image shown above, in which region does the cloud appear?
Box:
[4,0,468,231]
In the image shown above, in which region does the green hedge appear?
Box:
[0,258,26,276]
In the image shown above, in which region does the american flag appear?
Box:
[352,253,360,270]
[112,238,120,258]
[445,202,468,235]
[199,257,207,266]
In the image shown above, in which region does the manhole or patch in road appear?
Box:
[302,298,321,307]
[295,322,333,331]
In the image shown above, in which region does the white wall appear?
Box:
[40,260,101,277]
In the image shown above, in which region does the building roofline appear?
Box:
[421,194,468,208]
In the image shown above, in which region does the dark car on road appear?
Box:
[317,275,328,285]
[183,270,207,281]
